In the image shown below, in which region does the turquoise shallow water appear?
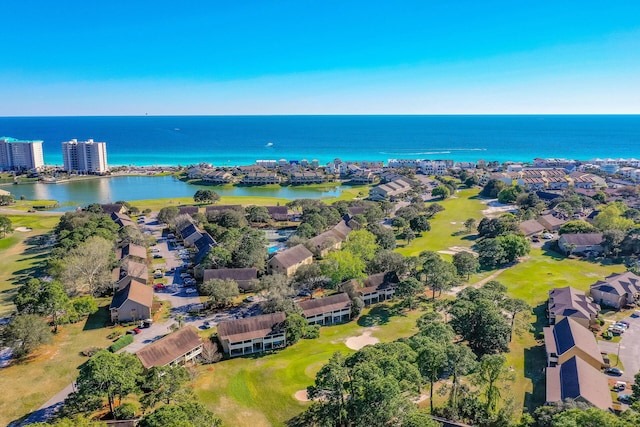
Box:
[1,115,639,166]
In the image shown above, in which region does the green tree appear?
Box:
[199,278,239,308]
[321,250,366,284]
[231,229,267,270]
[139,402,221,427]
[497,186,522,204]
[157,206,180,224]
[432,185,451,199]
[403,227,416,244]
[343,229,378,262]
[193,189,220,204]
[558,219,598,235]
[140,365,192,409]
[396,277,425,309]
[464,218,477,233]
[480,179,507,198]
[39,280,71,332]
[367,249,408,276]
[410,214,432,233]
[474,354,513,413]
[496,234,530,263]
[502,298,530,342]
[593,203,634,232]
[418,252,458,299]
[416,339,448,412]
[391,217,408,231]
[246,205,271,223]
[0,313,53,359]
[75,350,143,415]
[307,352,349,426]
[0,215,12,238]
[476,238,508,269]
[366,223,397,250]
[551,407,625,427]
[452,251,479,280]
[446,344,477,409]
[449,298,511,355]
[285,313,308,344]
[402,410,441,427]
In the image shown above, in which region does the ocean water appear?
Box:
[0,115,639,167]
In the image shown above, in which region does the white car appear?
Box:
[185,288,198,294]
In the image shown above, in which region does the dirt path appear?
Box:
[446,267,509,296]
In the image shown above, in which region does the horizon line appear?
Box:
[1,113,639,118]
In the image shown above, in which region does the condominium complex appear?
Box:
[62,139,108,173]
[0,137,45,171]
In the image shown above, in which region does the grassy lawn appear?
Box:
[130,196,292,212]
[0,214,61,316]
[0,303,114,426]
[194,303,422,427]
[396,189,485,257]
[4,199,60,211]
[491,248,625,306]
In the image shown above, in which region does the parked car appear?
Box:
[202,321,212,329]
[618,320,630,328]
[153,254,162,259]
[127,327,142,335]
[618,394,632,404]
[151,248,160,253]
[186,288,198,295]
[613,381,626,391]
[608,326,625,335]
[542,233,554,239]
[180,273,191,278]
[605,367,624,376]
[153,283,166,291]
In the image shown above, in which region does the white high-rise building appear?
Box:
[0,137,45,171]
[62,139,108,173]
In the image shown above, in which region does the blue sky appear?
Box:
[1,1,639,115]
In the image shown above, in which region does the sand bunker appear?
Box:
[294,389,310,402]
[15,227,32,232]
[481,199,517,216]
[438,246,477,256]
[346,329,380,350]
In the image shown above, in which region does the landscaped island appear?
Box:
[1,159,640,427]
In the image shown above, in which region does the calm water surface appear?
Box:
[0,176,341,211]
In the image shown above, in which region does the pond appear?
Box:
[0,175,342,211]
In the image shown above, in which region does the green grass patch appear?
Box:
[0,303,113,426]
[492,248,625,306]
[608,353,624,370]
[0,214,60,316]
[194,303,422,427]
[396,189,485,257]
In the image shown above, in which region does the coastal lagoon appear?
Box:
[0,175,341,211]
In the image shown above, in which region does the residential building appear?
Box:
[102,204,126,215]
[298,293,352,325]
[369,179,412,201]
[202,170,233,184]
[350,170,376,184]
[110,212,136,228]
[265,206,289,221]
[118,259,149,284]
[308,229,344,257]
[178,206,199,216]
[558,233,604,255]
[217,312,287,357]
[289,171,326,184]
[242,172,281,185]
[117,243,147,262]
[194,233,216,264]
[178,222,204,246]
[267,244,313,277]
[519,219,545,237]
[136,326,203,369]
[110,279,153,323]
[203,268,258,292]
[205,205,243,214]
[545,355,612,410]
[357,272,399,305]
[0,136,45,171]
[590,272,640,309]
[548,287,599,328]
[61,139,108,173]
[537,214,567,232]
[543,317,604,370]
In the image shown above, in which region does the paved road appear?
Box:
[599,313,640,383]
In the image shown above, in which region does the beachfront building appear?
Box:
[242,172,281,185]
[202,170,234,184]
[62,139,108,174]
[217,312,287,357]
[289,171,326,184]
[0,136,44,171]
[136,326,203,369]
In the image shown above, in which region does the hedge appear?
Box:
[109,334,134,352]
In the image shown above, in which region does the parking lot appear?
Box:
[599,312,640,384]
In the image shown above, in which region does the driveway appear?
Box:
[599,313,640,383]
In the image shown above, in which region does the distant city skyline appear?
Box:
[1,1,639,116]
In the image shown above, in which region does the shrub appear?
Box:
[114,402,138,420]
[109,334,134,352]
[81,346,102,357]
[303,324,321,339]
